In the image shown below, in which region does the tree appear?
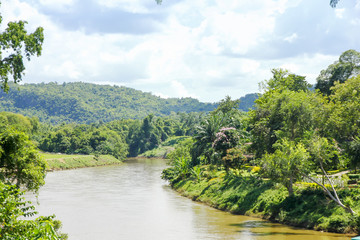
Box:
[0,9,44,92]
[303,136,355,214]
[0,127,47,192]
[260,68,310,94]
[315,50,360,95]
[0,182,65,239]
[326,75,360,142]
[191,112,229,165]
[250,89,320,158]
[260,139,310,196]
[212,127,240,159]
[348,136,360,172]
[212,95,240,115]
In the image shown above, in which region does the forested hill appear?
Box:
[0,82,257,124]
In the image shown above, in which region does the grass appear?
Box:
[140,136,191,158]
[164,166,360,234]
[40,152,122,170]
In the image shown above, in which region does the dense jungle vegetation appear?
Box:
[162,49,360,234]
[0,82,257,124]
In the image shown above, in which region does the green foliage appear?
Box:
[0,182,66,239]
[140,136,189,158]
[348,137,360,171]
[260,68,310,93]
[0,13,44,92]
[0,112,38,134]
[0,82,258,124]
[212,127,240,160]
[43,153,121,170]
[167,137,193,162]
[238,93,258,111]
[260,139,310,195]
[212,95,240,115]
[250,89,321,158]
[192,113,228,165]
[191,110,249,166]
[326,75,360,142]
[315,49,360,95]
[308,136,341,171]
[0,127,46,192]
[191,166,202,182]
[222,148,247,170]
[167,170,360,233]
[39,123,128,160]
[0,82,217,124]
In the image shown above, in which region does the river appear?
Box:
[27,158,352,240]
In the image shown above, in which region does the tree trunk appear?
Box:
[300,172,355,215]
[287,177,294,196]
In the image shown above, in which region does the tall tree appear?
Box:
[315,50,360,95]
[260,68,310,93]
[250,69,318,158]
[212,95,240,115]
[192,113,228,165]
[326,75,360,142]
[260,139,310,196]
[0,7,44,92]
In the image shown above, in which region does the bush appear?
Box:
[348,174,360,180]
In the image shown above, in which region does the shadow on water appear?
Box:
[230,220,349,238]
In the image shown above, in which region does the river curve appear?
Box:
[27,158,352,240]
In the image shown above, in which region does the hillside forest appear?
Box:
[0,82,257,124]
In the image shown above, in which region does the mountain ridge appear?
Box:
[0,82,257,124]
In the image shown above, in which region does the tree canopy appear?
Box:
[0,8,44,92]
[315,49,360,95]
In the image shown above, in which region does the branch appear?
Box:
[330,0,340,8]
[299,171,355,215]
[319,160,341,203]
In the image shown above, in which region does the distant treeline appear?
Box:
[0,111,204,159]
[0,82,257,124]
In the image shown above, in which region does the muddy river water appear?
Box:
[28,158,353,240]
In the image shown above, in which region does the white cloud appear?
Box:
[39,0,75,11]
[284,33,298,43]
[335,8,345,19]
[1,0,359,102]
[96,0,149,13]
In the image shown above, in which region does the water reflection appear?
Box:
[27,158,352,240]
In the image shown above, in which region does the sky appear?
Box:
[1,0,360,103]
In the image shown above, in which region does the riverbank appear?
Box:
[41,153,123,170]
[162,167,360,235]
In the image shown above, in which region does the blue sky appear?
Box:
[2,0,360,102]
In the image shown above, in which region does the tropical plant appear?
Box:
[0,182,65,239]
[192,113,228,165]
[260,139,310,196]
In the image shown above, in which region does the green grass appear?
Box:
[140,136,191,158]
[40,152,122,170]
[164,166,360,234]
